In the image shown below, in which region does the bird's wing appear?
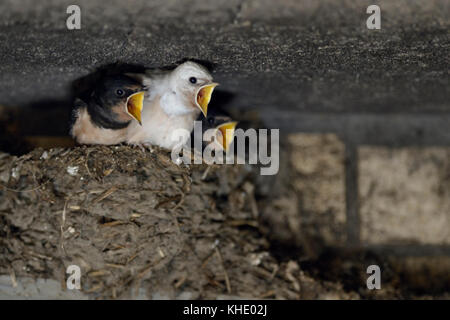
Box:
[69,98,88,134]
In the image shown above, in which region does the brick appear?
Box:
[288,133,347,246]
[359,147,450,245]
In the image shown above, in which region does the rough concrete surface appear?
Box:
[0,275,88,299]
[0,0,448,119]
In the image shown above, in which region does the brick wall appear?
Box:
[261,128,450,293]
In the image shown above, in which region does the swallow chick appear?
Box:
[204,115,238,152]
[125,61,218,150]
[70,74,145,145]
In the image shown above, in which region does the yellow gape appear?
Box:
[216,121,238,151]
[126,91,145,125]
[196,83,218,117]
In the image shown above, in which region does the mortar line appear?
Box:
[345,142,360,246]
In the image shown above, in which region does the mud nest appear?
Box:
[0,145,363,299]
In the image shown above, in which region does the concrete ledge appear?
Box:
[0,275,87,300]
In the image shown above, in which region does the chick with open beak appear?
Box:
[195,81,218,117]
[70,74,145,145]
[204,115,238,152]
[215,121,238,152]
[125,61,218,150]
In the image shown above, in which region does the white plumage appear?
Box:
[126,61,217,149]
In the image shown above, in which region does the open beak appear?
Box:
[216,121,238,151]
[126,91,145,125]
[196,83,218,117]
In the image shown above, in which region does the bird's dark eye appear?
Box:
[207,117,214,125]
[116,89,125,96]
[189,77,197,84]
